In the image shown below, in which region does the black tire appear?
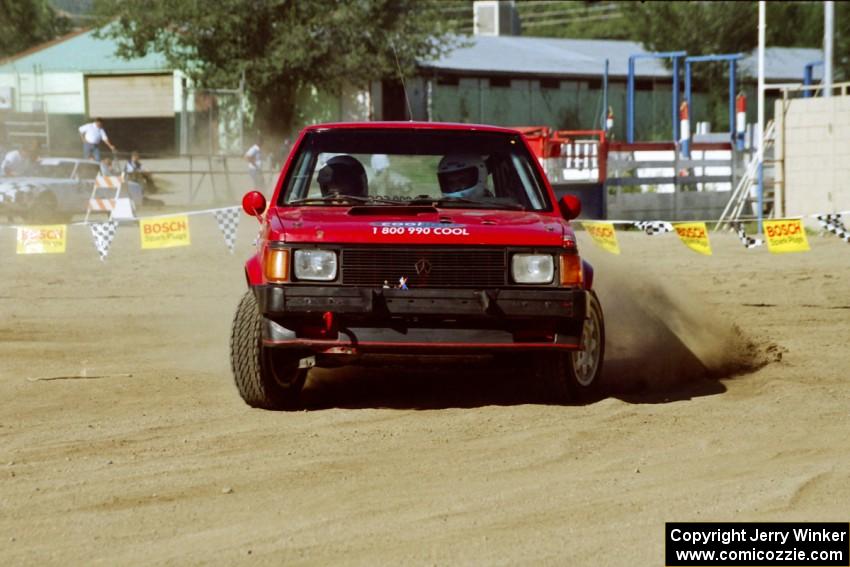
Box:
[230,290,308,410]
[25,192,69,224]
[535,291,605,403]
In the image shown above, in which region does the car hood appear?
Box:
[273,206,566,246]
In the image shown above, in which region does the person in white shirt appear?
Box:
[244,135,265,189]
[1,149,24,176]
[78,118,116,162]
[1,141,38,176]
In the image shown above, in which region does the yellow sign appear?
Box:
[581,221,620,255]
[16,225,67,254]
[139,215,191,249]
[763,219,809,254]
[673,222,712,255]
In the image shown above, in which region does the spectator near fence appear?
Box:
[99,155,118,177]
[124,150,162,206]
[79,118,116,162]
[244,135,265,189]
[1,141,39,177]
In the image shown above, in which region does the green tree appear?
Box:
[620,1,759,127]
[517,1,849,126]
[93,0,458,137]
[516,1,630,40]
[0,0,71,58]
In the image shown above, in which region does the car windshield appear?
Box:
[32,161,76,178]
[280,129,551,211]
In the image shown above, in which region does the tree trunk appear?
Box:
[253,82,298,142]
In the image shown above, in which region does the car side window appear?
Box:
[77,163,101,181]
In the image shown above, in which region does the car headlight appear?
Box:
[511,253,554,284]
[293,249,338,281]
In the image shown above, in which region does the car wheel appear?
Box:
[230,290,307,410]
[25,192,69,224]
[535,291,605,403]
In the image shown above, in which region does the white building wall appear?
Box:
[777,93,850,217]
[0,68,186,116]
[0,70,85,114]
[173,70,186,113]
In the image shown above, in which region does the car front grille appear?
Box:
[341,247,507,288]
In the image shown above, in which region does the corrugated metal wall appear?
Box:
[431,78,713,141]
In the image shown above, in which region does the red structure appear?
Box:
[231,120,606,409]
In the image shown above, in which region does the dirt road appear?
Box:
[2,218,848,566]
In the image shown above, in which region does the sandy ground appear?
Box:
[1,218,849,566]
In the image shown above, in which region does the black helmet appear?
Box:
[317,155,368,198]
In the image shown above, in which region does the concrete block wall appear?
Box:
[777,94,850,216]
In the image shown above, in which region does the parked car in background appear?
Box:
[0,157,142,223]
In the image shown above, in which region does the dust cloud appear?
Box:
[592,253,768,396]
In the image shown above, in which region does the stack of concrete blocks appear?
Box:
[775,92,850,217]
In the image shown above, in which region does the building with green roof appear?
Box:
[0,28,188,155]
[0,25,822,157]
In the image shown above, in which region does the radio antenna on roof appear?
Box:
[391,41,414,121]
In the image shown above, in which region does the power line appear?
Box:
[518,3,620,19]
[522,14,625,28]
[517,0,617,6]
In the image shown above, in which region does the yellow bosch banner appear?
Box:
[673,222,712,255]
[581,221,620,255]
[139,215,191,249]
[16,225,67,254]
[763,219,809,254]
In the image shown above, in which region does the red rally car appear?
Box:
[231,122,604,409]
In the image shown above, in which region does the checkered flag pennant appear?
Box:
[89,221,118,261]
[816,214,850,243]
[633,221,674,235]
[213,207,240,253]
[732,222,764,249]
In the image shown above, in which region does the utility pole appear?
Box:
[824,1,834,98]
[757,1,766,234]
[757,2,765,156]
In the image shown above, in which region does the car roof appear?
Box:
[301,121,523,135]
[38,157,99,166]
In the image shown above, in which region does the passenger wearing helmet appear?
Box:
[317,155,368,198]
[437,154,490,200]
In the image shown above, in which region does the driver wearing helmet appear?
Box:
[437,154,491,200]
[317,155,368,198]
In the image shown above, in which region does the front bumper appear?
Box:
[255,285,587,353]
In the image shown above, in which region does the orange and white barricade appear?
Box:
[84,174,135,222]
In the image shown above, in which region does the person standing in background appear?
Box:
[1,141,39,176]
[244,134,265,189]
[79,117,116,162]
[2,148,25,176]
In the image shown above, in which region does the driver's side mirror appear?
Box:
[242,190,267,217]
[559,194,582,220]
